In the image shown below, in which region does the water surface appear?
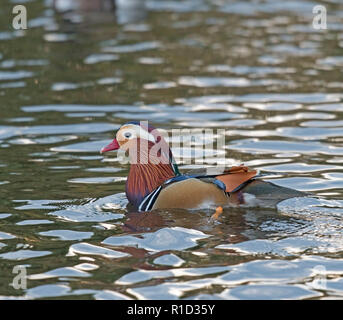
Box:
[0,0,343,300]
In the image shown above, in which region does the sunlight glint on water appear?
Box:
[0,0,342,300]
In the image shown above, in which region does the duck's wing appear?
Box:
[184,164,260,193]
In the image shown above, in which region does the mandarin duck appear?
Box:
[101,121,304,212]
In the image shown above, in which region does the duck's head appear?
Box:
[101,121,180,209]
[100,121,176,166]
[100,121,154,154]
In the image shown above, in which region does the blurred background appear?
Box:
[0,0,343,300]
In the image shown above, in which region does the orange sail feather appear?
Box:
[215,165,258,193]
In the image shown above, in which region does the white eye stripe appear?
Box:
[118,124,156,143]
[131,125,155,143]
[140,129,155,143]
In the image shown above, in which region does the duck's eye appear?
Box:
[124,132,132,139]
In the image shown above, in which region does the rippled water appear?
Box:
[0,0,343,300]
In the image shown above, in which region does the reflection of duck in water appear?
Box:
[101,121,305,212]
[53,0,147,24]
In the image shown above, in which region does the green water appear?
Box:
[0,0,343,299]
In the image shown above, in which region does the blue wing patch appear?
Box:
[212,179,226,191]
